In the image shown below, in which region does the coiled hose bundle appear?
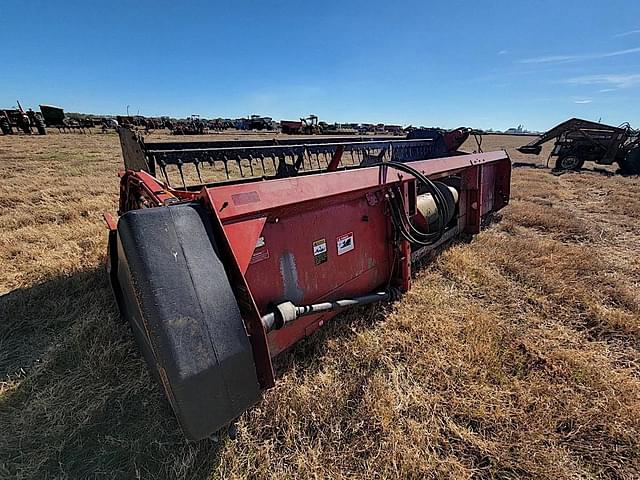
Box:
[374,161,452,247]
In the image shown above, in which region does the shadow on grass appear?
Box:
[0,265,400,479]
[511,161,548,169]
[511,161,622,177]
[0,233,483,478]
[0,268,222,479]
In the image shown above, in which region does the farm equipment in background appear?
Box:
[323,123,359,135]
[281,115,322,135]
[280,119,304,134]
[40,104,89,133]
[40,104,66,127]
[240,115,275,131]
[384,124,405,135]
[0,111,11,135]
[170,115,206,135]
[0,109,21,134]
[16,100,46,135]
[207,118,235,131]
[25,109,47,135]
[301,115,321,134]
[517,117,640,174]
[105,126,510,441]
[0,101,46,135]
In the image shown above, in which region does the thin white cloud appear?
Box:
[573,99,592,104]
[614,29,640,38]
[520,47,640,64]
[520,54,580,64]
[599,88,616,92]
[565,74,640,89]
[497,50,508,55]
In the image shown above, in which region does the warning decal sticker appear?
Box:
[250,248,270,265]
[336,232,354,255]
[313,238,328,265]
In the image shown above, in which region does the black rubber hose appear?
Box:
[388,191,442,246]
[391,185,447,240]
[381,162,450,231]
[387,194,427,245]
[389,188,442,242]
[374,161,450,245]
[384,161,452,230]
[388,186,444,246]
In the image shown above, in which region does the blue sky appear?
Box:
[2,0,640,131]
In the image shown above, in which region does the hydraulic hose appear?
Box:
[387,189,443,245]
[373,161,451,246]
[261,290,396,332]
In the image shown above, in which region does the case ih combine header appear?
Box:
[105,127,511,440]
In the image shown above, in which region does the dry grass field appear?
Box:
[1,131,639,479]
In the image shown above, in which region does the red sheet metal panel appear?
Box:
[241,194,393,356]
[224,216,267,275]
[198,152,510,356]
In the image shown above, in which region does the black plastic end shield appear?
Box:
[113,203,261,440]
